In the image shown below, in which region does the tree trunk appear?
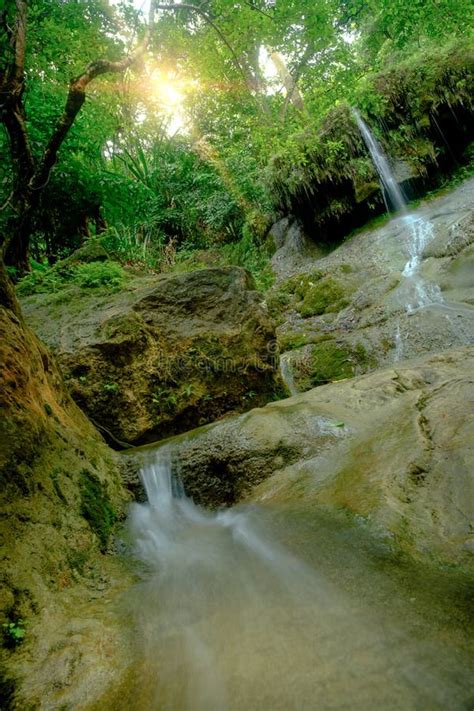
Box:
[1,0,156,275]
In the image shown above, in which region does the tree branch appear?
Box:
[155,3,248,84]
[31,1,156,192]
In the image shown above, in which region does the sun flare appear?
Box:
[150,71,184,109]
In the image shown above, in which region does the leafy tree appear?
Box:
[0,0,153,273]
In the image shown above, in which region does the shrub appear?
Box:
[17,259,127,296]
[72,261,127,290]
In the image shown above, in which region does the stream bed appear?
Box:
[96,451,474,711]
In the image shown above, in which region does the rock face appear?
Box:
[272,178,474,392]
[268,216,324,279]
[21,266,283,446]
[129,347,474,568]
[0,263,132,708]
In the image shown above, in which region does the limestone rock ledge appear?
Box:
[130,346,474,568]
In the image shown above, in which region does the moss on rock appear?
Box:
[299,277,348,317]
[21,267,282,446]
[79,469,117,552]
[309,340,355,385]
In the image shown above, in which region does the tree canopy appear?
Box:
[0,0,472,274]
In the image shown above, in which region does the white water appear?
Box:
[126,450,340,709]
[353,110,406,214]
[398,214,442,313]
[354,110,443,321]
[119,450,474,710]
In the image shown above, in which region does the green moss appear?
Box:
[279,333,310,351]
[353,342,378,369]
[265,290,292,319]
[310,341,355,385]
[299,277,347,317]
[279,270,325,299]
[51,468,68,504]
[307,339,377,387]
[278,332,332,352]
[79,469,117,552]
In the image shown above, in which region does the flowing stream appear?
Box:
[106,448,474,710]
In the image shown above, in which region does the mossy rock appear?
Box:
[293,339,377,388]
[299,277,348,317]
[278,332,332,352]
[79,469,117,552]
[309,340,355,385]
[279,270,325,299]
[63,240,110,265]
[24,266,282,445]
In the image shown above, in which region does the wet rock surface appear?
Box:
[130,346,474,568]
[272,179,474,392]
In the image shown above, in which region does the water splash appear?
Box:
[126,450,339,708]
[353,109,406,213]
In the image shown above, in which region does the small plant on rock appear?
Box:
[2,620,26,647]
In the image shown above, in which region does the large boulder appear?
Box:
[21,266,283,447]
[128,346,474,568]
[0,263,133,708]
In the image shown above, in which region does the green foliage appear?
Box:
[102,382,120,395]
[2,620,26,647]
[220,229,275,291]
[16,259,127,295]
[72,262,127,290]
[79,469,116,552]
[2,0,472,274]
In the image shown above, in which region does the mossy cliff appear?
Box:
[270,178,474,392]
[0,261,131,708]
[268,41,474,244]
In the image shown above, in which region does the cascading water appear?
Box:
[126,448,337,709]
[114,447,474,709]
[352,110,406,214]
[353,109,443,357]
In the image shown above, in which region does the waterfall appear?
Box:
[352,109,407,214]
[279,353,299,396]
[398,215,442,313]
[118,447,473,708]
[353,109,443,358]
